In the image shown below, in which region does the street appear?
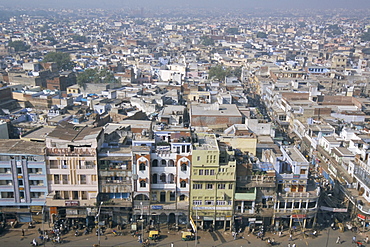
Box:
[1,224,369,247]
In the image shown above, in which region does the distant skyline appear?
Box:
[1,0,370,10]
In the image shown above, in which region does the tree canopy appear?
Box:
[256,32,268,39]
[8,40,30,52]
[77,68,118,89]
[43,52,73,71]
[208,65,242,81]
[200,36,215,46]
[72,35,87,43]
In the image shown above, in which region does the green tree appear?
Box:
[200,36,214,46]
[209,65,232,81]
[209,65,242,81]
[8,40,30,52]
[43,52,73,71]
[256,32,268,39]
[72,35,87,43]
[225,27,239,35]
[77,68,118,89]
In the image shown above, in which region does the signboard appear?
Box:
[151,205,163,210]
[292,214,306,219]
[30,206,43,212]
[333,208,348,213]
[358,214,366,220]
[248,218,256,222]
[293,174,300,178]
[50,207,57,215]
[65,201,79,207]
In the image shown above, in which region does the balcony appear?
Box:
[46,147,96,156]
[354,166,370,189]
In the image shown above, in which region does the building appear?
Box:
[45,122,103,224]
[0,140,47,223]
[190,133,236,231]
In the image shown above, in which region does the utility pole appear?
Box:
[96,202,103,247]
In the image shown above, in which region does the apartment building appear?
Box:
[0,140,47,223]
[149,126,191,227]
[190,133,236,230]
[274,146,319,229]
[45,122,103,222]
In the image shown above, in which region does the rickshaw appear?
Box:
[182,231,195,241]
[148,230,160,241]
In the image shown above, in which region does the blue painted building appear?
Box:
[0,140,47,222]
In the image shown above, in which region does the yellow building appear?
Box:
[190,133,236,231]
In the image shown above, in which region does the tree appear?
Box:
[43,52,73,71]
[200,36,214,46]
[8,40,30,52]
[72,35,87,43]
[256,32,268,39]
[209,65,232,81]
[77,68,118,89]
[208,65,242,81]
[225,28,239,35]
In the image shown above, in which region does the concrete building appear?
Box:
[45,122,103,223]
[190,133,236,231]
[0,140,47,223]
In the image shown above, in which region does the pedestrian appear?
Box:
[22,228,25,236]
[336,236,341,244]
[289,234,293,241]
[279,231,282,237]
[365,236,369,244]
[171,242,174,247]
[292,243,296,247]
[288,244,291,247]
[352,236,356,243]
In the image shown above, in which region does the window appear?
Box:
[217,200,226,205]
[1,192,14,198]
[140,180,146,188]
[54,174,60,184]
[139,162,146,171]
[168,173,174,184]
[160,173,166,183]
[205,170,209,175]
[218,184,225,189]
[197,156,200,161]
[72,191,78,200]
[199,170,203,175]
[152,192,157,201]
[229,184,233,190]
[62,175,69,184]
[205,200,214,205]
[180,180,186,188]
[152,174,158,184]
[20,191,25,199]
[161,160,166,166]
[193,200,202,205]
[193,184,202,189]
[207,184,213,189]
[17,168,22,174]
[152,159,158,167]
[210,169,215,175]
[18,179,24,186]
[170,192,175,201]
[181,163,187,171]
[80,175,86,184]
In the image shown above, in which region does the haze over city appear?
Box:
[1,0,370,10]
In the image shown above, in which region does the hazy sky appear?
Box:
[1,0,370,10]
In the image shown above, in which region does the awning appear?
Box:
[235,188,257,201]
